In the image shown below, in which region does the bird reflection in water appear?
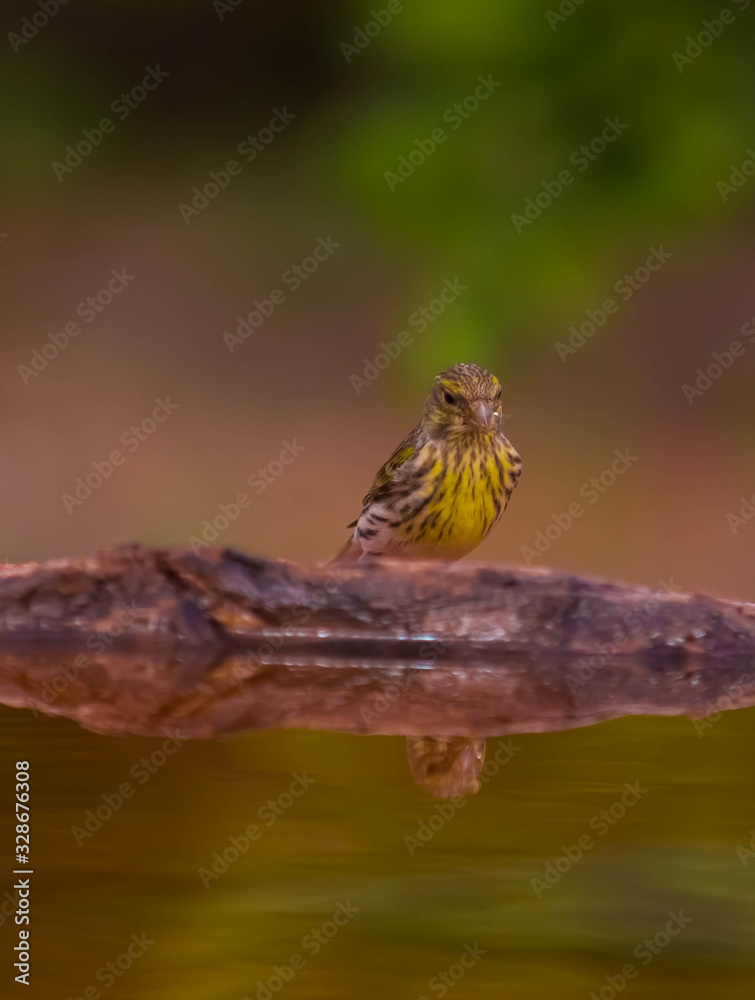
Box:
[406,736,486,798]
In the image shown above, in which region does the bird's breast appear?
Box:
[402,438,516,551]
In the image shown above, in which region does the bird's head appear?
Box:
[422,363,503,440]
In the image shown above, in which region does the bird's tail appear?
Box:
[329,533,362,564]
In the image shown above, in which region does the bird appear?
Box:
[406,736,487,798]
[332,362,522,562]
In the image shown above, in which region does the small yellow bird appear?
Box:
[334,362,521,562]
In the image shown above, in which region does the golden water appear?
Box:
[2,694,754,998]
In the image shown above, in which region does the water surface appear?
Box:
[2,678,754,998]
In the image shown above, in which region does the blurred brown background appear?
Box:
[3,0,755,601]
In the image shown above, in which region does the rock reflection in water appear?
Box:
[2,642,755,796]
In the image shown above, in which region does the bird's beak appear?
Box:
[471,400,494,431]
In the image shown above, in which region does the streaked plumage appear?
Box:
[333,362,522,562]
[406,736,486,798]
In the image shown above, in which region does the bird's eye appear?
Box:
[443,391,457,406]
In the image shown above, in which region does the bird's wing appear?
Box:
[345,430,419,527]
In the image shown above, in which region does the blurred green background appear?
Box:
[2,1,755,996]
